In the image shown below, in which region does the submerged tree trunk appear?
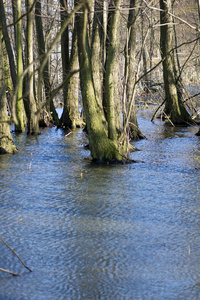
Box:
[76,3,124,162]
[61,28,82,129]
[35,0,59,126]
[0,29,17,154]
[60,1,82,129]
[15,0,26,131]
[160,0,191,124]
[25,0,40,135]
[125,0,143,140]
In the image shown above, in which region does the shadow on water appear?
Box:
[1,110,200,299]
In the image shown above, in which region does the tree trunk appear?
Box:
[197,0,200,19]
[35,0,59,126]
[15,0,26,132]
[76,4,123,162]
[2,38,13,116]
[0,29,17,154]
[25,0,40,135]
[91,0,104,109]
[160,0,191,124]
[0,0,17,89]
[141,11,151,88]
[105,0,122,140]
[11,0,17,46]
[125,0,143,140]
[60,1,82,129]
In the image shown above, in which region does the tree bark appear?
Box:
[60,1,82,129]
[160,0,191,124]
[125,0,143,140]
[0,29,17,154]
[197,0,200,19]
[2,37,13,115]
[15,0,26,131]
[0,0,17,89]
[91,0,105,109]
[76,3,123,162]
[25,0,40,134]
[35,0,59,126]
[105,0,122,140]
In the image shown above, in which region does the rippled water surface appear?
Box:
[1,109,200,299]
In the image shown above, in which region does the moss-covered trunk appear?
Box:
[76,3,123,162]
[160,0,191,124]
[15,0,26,132]
[0,0,17,89]
[2,38,13,116]
[0,29,17,154]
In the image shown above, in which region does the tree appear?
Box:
[105,0,122,141]
[35,0,59,126]
[59,0,82,129]
[160,0,192,124]
[91,0,106,112]
[25,0,40,135]
[0,0,17,90]
[0,28,17,154]
[15,0,26,132]
[124,0,143,140]
[76,1,125,162]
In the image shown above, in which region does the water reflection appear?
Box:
[0,110,200,299]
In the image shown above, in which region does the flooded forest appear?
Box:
[1,0,200,299]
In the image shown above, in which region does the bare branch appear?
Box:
[0,235,32,273]
[143,0,199,31]
[0,267,20,276]
[0,0,38,30]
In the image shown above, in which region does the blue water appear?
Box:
[0,110,200,299]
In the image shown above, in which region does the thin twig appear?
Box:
[151,99,166,122]
[163,111,175,127]
[183,92,200,103]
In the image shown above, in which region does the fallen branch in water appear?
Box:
[0,267,20,276]
[0,235,32,273]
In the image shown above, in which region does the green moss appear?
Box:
[0,135,17,154]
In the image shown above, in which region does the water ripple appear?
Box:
[1,111,200,299]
